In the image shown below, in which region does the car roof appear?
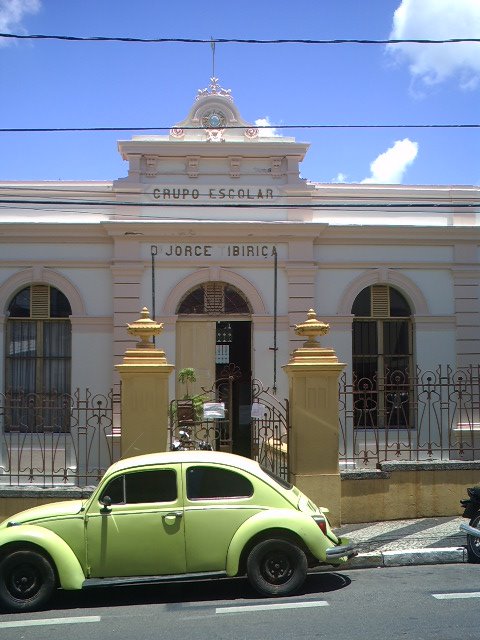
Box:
[106,450,265,476]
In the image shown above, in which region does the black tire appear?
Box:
[246,538,307,597]
[467,514,480,563]
[0,550,56,612]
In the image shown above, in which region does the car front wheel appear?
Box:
[0,550,56,612]
[246,538,308,597]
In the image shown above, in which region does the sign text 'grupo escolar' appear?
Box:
[152,187,274,201]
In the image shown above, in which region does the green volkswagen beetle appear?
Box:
[0,451,356,612]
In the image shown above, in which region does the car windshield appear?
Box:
[259,465,293,491]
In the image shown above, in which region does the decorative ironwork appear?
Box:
[0,389,120,486]
[216,321,233,343]
[177,283,251,315]
[169,363,241,453]
[339,365,480,467]
[169,372,290,480]
[251,379,290,481]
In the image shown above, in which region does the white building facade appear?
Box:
[0,78,479,479]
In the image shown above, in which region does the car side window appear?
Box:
[101,474,124,504]
[100,469,177,504]
[186,466,254,500]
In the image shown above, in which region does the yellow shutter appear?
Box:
[372,285,389,317]
[31,285,50,318]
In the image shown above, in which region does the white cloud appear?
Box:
[387,0,480,89]
[0,0,41,44]
[255,117,280,137]
[361,139,419,184]
[332,173,348,183]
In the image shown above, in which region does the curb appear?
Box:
[348,546,467,569]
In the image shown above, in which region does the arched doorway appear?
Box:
[175,281,252,457]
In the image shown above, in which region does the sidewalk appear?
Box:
[334,516,469,569]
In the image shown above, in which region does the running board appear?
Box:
[83,571,227,589]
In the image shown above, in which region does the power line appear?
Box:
[1,124,479,133]
[0,185,479,200]
[1,33,479,45]
[0,198,478,210]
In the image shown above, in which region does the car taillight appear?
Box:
[313,515,327,534]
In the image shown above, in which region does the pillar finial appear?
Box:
[294,309,330,348]
[127,307,163,349]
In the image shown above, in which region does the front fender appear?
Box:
[0,525,86,590]
[225,509,331,576]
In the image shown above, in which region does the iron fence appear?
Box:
[0,388,120,486]
[7,365,476,484]
[168,375,290,481]
[251,380,289,481]
[339,365,480,467]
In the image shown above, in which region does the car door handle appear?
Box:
[163,511,183,524]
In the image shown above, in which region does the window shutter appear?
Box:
[371,285,389,318]
[31,285,50,318]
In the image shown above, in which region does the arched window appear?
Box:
[177,282,251,315]
[352,285,413,428]
[5,285,72,431]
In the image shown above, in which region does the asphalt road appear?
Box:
[1,564,480,640]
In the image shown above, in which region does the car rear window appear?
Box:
[260,466,293,490]
[187,466,254,500]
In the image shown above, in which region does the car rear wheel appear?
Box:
[467,514,480,563]
[0,550,56,612]
[246,538,307,597]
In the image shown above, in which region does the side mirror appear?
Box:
[100,495,112,513]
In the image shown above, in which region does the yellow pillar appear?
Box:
[116,308,174,458]
[283,310,346,526]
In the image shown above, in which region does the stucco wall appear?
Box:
[341,462,480,523]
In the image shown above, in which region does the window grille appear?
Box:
[177,282,251,315]
[352,285,413,429]
[5,285,72,433]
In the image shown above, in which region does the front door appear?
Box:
[176,320,216,396]
[85,467,186,577]
[175,319,252,456]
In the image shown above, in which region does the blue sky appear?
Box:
[0,0,479,186]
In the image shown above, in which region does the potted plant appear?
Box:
[175,368,204,424]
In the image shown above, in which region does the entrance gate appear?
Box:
[168,370,290,480]
[169,363,241,453]
[251,379,290,481]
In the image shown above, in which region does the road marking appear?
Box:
[216,600,329,614]
[433,592,480,600]
[0,615,101,629]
